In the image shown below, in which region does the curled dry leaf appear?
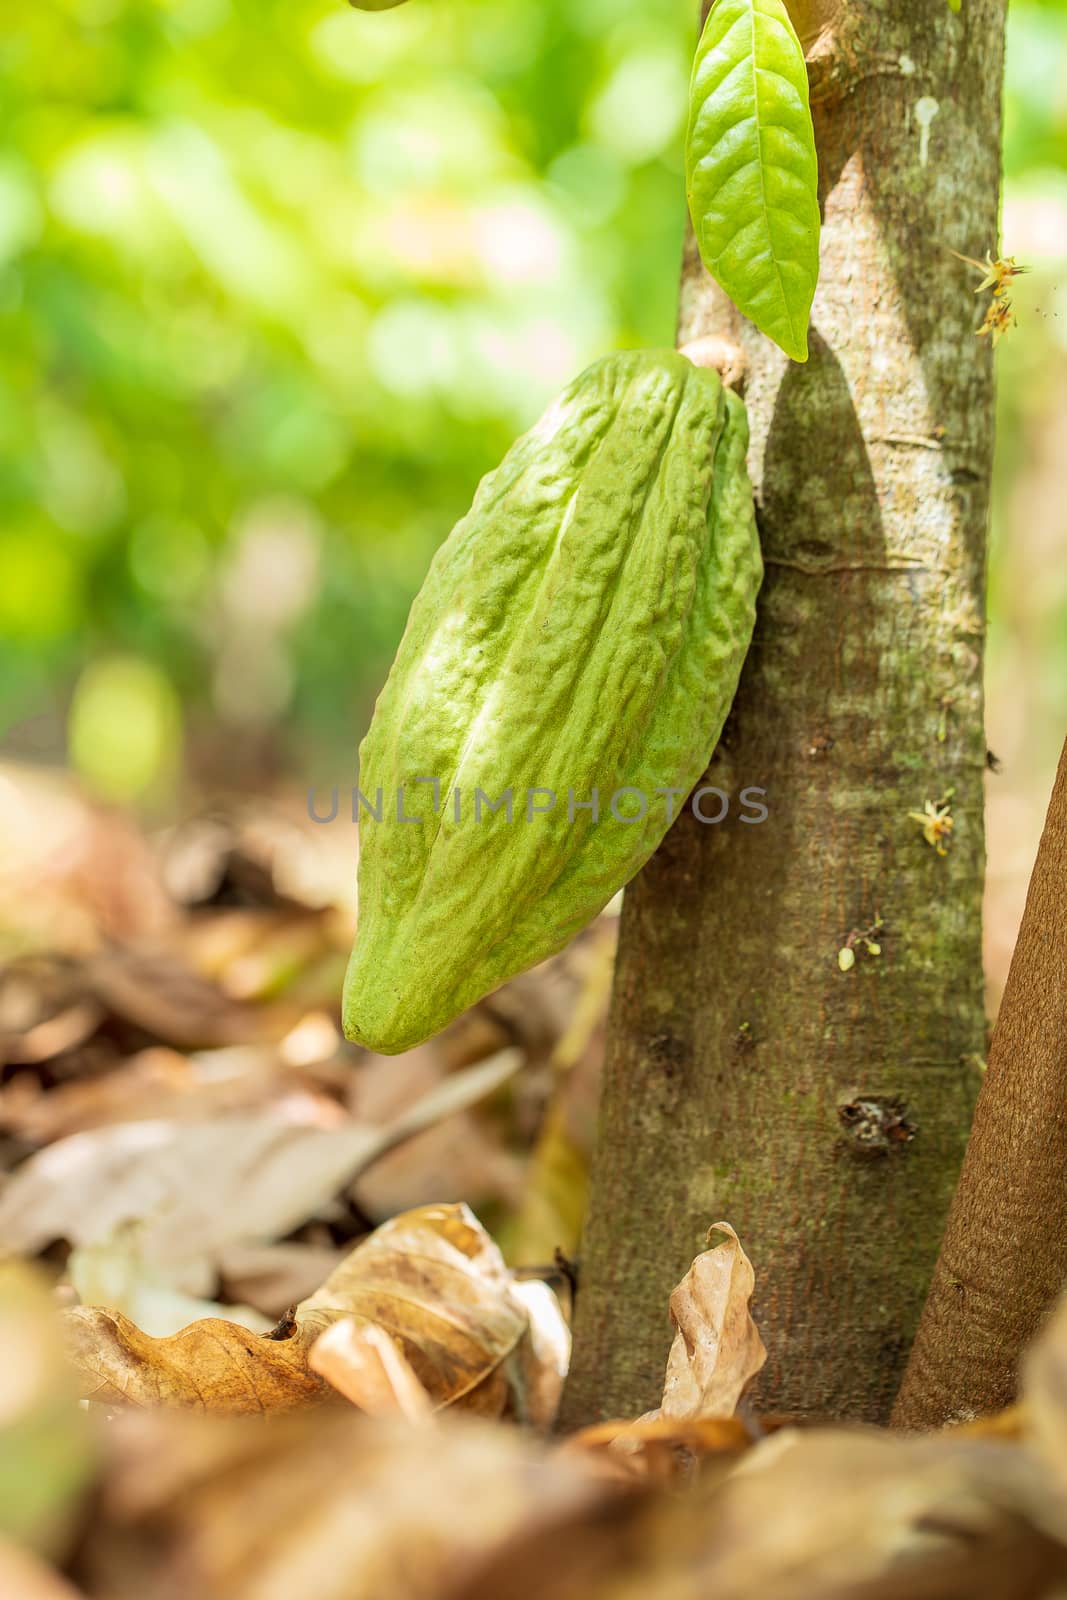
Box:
[657,1221,766,1422]
[64,1203,529,1417]
[508,1278,571,1432]
[309,1320,433,1421]
[555,1223,763,1482]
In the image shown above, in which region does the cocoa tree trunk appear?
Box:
[894,738,1067,1430]
[561,0,1006,1428]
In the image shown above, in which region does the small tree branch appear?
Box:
[678,334,748,392]
[894,737,1067,1429]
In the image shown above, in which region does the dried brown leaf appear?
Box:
[0,1051,521,1289]
[67,1227,272,1336]
[669,1427,1067,1600]
[296,1200,528,1414]
[508,1278,571,1432]
[656,1222,766,1422]
[65,1303,326,1414]
[216,1242,344,1318]
[0,1039,327,1144]
[561,1415,751,1485]
[84,944,283,1049]
[75,1407,617,1600]
[459,1429,1067,1600]
[64,1202,528,1416]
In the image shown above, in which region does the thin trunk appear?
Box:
[894,738,1067,1429]
[561,0,1005,1428]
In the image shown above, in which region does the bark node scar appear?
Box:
[837,1097,916,1158]
[791,2,932,109]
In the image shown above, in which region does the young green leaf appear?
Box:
[686,0,820,363]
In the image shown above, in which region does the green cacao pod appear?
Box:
[343,349,761,1053]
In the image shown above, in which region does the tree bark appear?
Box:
[561,0,1006,1429]
[893,738,1067,1429]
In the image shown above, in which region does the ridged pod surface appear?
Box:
[343,349,762,1053]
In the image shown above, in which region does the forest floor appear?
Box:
[2,760,1066,1600]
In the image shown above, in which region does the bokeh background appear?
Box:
[1,0,1066,1003]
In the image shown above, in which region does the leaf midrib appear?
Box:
[746,0,799,352]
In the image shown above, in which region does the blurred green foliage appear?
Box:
[0,0,694,783]
[0,0,1065,793]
